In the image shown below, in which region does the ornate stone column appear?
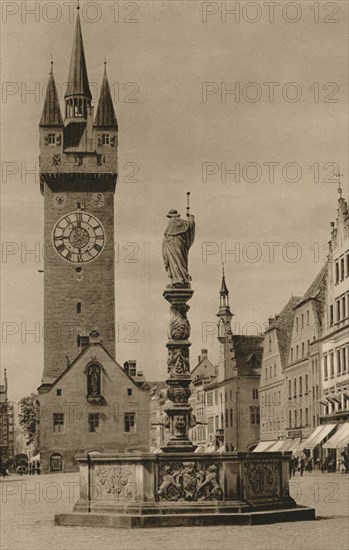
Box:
[162,287,196,452]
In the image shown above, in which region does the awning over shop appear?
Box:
[323,423,349,449]
[267,440,286,452]
[302,423,337,449]
[252,440,277,452]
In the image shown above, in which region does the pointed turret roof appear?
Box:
[40,65,63,127]
[94,63,118,129]
[65,9,92,100]
[219,264,229,295]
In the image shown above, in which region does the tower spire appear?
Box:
[94,62,118,129]
[40,61,63,127]
[65,4,92,119]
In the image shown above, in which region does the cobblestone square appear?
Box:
[1,471,348,550]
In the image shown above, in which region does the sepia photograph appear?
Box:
[0,0,348,549]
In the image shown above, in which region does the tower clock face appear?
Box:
[52,211,105,264]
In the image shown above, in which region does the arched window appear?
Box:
[50,453,63,472]
[77,302,82,314]
[87,363,102,398]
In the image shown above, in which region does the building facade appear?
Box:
[318,187,349,459]
[189,350,217,449]
[37,8,150,473]
[259,297,300,448]
[205,272,263,451]
[0,370,15,469]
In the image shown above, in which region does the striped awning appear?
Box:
[323,423,349,449]
[302,424,337,449]
[253,440,277,452]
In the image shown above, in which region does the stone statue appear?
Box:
[162,209,195,287]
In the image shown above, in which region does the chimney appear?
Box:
[201,349,208,359]
[268,317,274,326]
[198,355,201,363]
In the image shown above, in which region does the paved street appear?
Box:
[0,472,348,550]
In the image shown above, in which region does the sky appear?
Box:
[1,0,348,403]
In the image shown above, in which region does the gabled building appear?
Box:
[205,271,263,451]
[284,267,327,447]
[0,369,15,469]
[313,184,349,459]
[258,296,300,451]
[149,382,168,452]
[189,350,217,449]
[39,332,150,473]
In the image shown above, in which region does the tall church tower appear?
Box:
[216,266,234,381]
[39,6,118,383]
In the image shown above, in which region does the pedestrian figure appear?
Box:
[300,457,305,477]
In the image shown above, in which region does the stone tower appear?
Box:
[216,266,234,381]
[39,7,118,384]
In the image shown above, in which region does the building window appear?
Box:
[340,258,345,280]
[305,408,309,426]
[299,409,303,427]
[269,366,272,378]
[214,390,218,405]
[296,346,299,360]
[208,417,214,435]
[335,261,339,284]
[56,389,62,396]
[102,133,110,145]
[301,314,304,328]
[77,302,82,314]
[48,133,56,145]
[346,254,349,276]
[124,412,136,433]
[288,380,291,399]
[342,348,347,372]
[230,409,233,426]
[127,388,133,396]
[305,374,308,393]
[307,340,310,354]
[252,388,258,400]
[88,413,100,433]
[337,350,341,375]
[249,406,260,425]
[302,343,305,358]
[225,409,228,427]
[330,305,334,326]
[265,368,268,380]
[294,378,297,397]
[207,392,213,406]
[289,410,292,429]
[290,348,293,362]
[53,413,64,433]
[336,300,341,322]
[324,355,328,379]
[299,376,303,396]
[342,297,346,319]
[274,364,276,376]
[330,352,334,378]
[307,310,310,325]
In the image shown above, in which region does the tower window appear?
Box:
[56,389,62,396]
[48,133,56,145]
[102,134,110,145]
[77,302,82,314]
[127,388,132,396]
